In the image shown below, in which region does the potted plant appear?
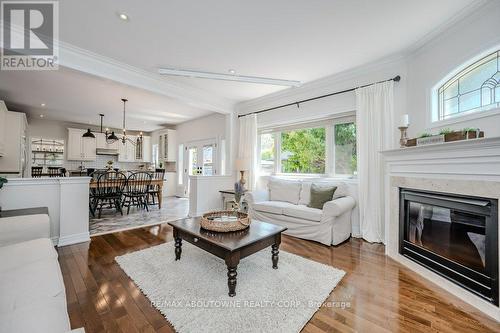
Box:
[0,176,7,189]
[0,176,7,212]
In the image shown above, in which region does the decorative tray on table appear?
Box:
[200,211,250,232]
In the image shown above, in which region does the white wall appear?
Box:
[175,112,231,176]
[175,112,227,144]
[406,1,500,138]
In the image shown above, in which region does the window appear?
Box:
[334,123,357,175]
[436,49,500,121]
[202,144,214,176]
[259,133,275,174]
[281,127,325,174]
[258,118,357,177]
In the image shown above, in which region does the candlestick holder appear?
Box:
[398,126,408,148]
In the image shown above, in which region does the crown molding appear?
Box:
[404,0,492,56]
[235,1,494,114]
[3,22,235,114]
[236,53,406,114]
[57,42,235,114]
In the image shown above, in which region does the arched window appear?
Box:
[437,50,500,121]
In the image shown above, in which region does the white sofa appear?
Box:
[0,213,82,333]
[246,178,356,246]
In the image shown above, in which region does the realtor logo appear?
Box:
[1,1,59,70]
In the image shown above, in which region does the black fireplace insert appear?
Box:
[400,188,498,306]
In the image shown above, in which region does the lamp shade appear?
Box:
[235,158,249,171]
[82,129,95,138]
[107,131,119,141]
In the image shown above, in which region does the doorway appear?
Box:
[182,139,218,196]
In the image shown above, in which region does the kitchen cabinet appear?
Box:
[158,129,176,162]
[118,136,136,162]
[67,128,96,161]
[142,136,152,162]
[0,110,27,177]
[0,101,6,157]
[96,132,119,150]
[117,135,151,163]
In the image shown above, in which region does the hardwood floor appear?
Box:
[58,224,500,333]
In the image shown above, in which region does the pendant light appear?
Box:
[121,98,128,145]
[82,128,95,138]
[96,113,119,144]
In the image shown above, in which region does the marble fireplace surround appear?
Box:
[382,137,500,321]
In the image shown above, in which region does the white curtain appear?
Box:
[355,81,394,243]
[238,114,258,190]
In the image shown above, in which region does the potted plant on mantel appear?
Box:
[405,128,484,147]
[0,176,8,212]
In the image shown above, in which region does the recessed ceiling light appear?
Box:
[118,12,129,21]
[39,114,44,118]
[228,69,236,75]
[40,103,46,107]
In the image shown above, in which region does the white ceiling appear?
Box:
[0,67,212,131]
[59,0,475,102]
[1,0,478,129]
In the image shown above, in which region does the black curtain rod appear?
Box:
[238,75,401,118]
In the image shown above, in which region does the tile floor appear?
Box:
[89,197,189,236]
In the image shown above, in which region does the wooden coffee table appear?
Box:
[168,217,287,297]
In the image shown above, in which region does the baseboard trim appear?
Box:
[57,232,90,247]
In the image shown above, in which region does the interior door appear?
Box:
[182,139,217,196]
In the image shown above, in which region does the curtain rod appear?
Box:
[238,75,401,118]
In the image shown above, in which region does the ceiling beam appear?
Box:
[57,41,236,114]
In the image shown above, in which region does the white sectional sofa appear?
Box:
[246,177,356,246]
[0,213,82,333]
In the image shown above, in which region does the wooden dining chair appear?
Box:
[31,166,43,178]
[147,168,165,206]
[122,171,152,214]
[90,171,127,218]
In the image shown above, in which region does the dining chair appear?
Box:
[90,171,127,219]
[147,168,165,206]
[48,167,61,177]
[31,166,43,178]
[122,171,152,214]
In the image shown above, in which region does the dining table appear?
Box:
[89,178,164,209]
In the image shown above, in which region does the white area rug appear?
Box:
[116,242,345,333]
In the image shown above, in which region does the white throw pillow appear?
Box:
[299,181,312,205]
[332,182,349,199]
[268,178,302,204]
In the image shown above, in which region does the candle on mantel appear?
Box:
[400,114,409,127]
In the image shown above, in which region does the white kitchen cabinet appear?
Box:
[67,128,96,161]
[0,101,6,157]
[96,132,120,150]
[0,110,27,177]
[118,136,136,162]
[158,129,177,162]
[142,136,152,163]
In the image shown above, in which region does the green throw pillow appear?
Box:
[307,183,337,209]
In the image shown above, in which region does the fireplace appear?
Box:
[400,189,498,306]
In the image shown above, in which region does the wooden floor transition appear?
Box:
[58,224,500,333]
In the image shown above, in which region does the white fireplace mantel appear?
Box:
[381,137,500,321]
[382,136,500,182]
